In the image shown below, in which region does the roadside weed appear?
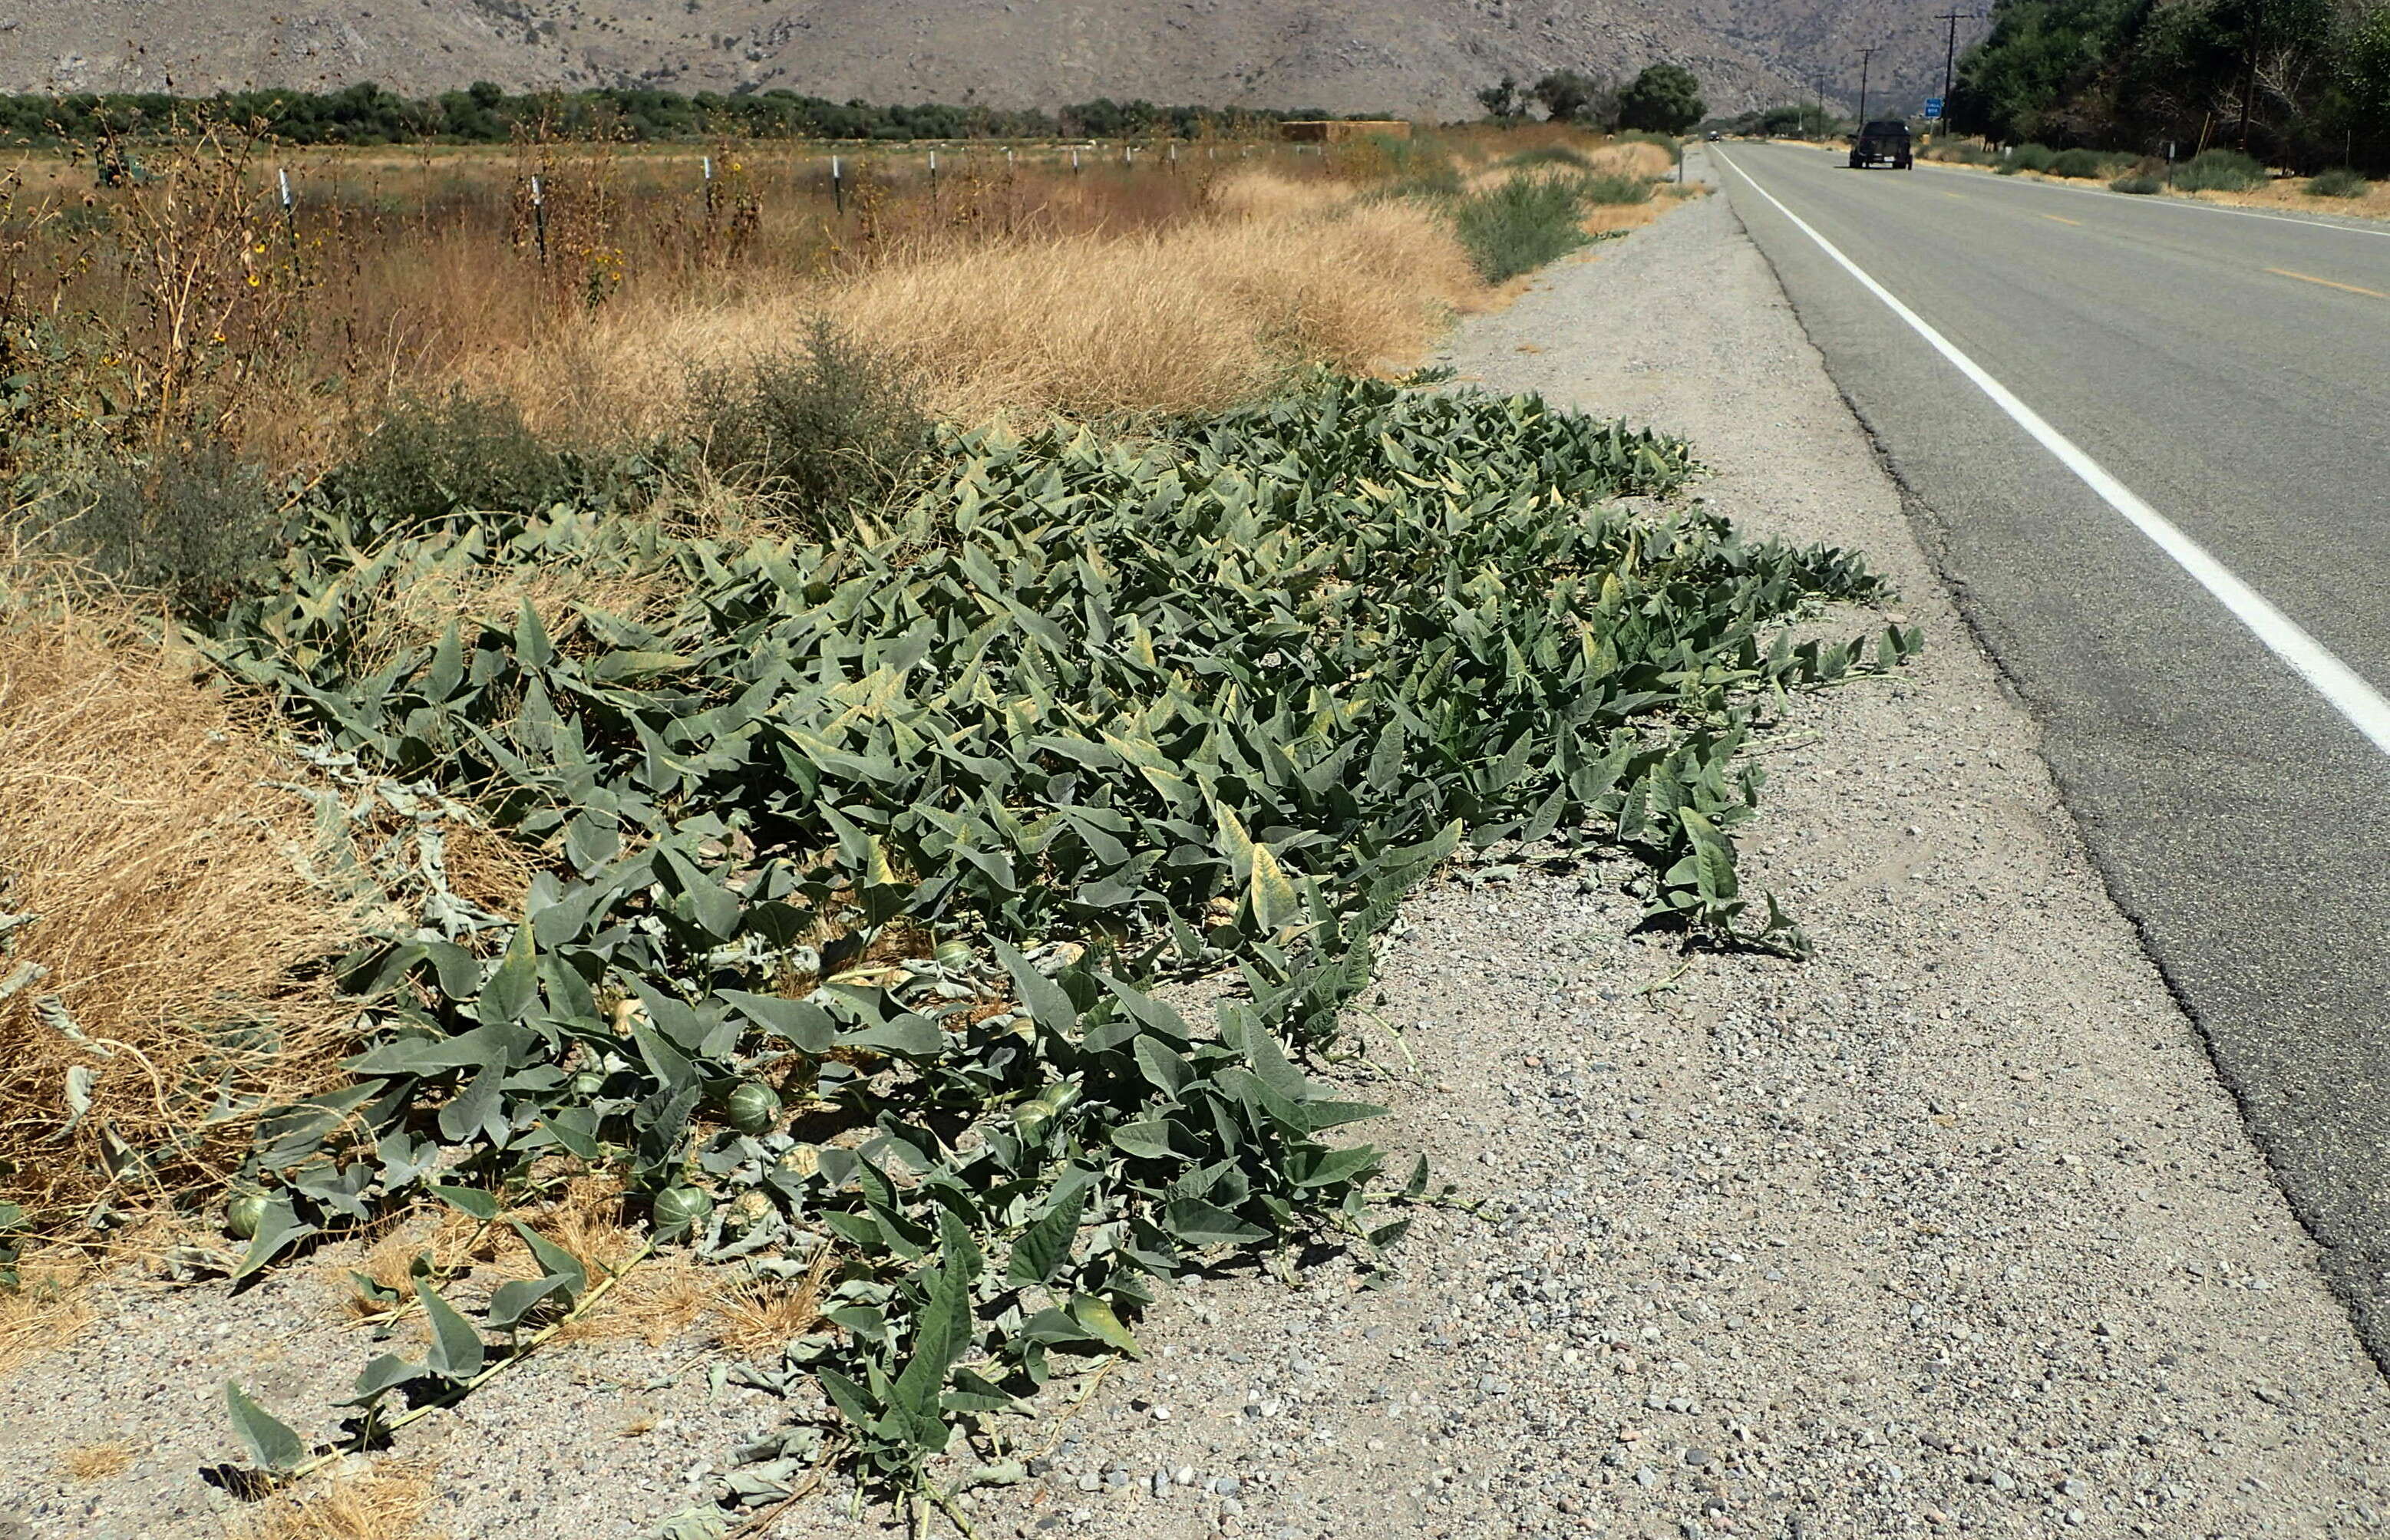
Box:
[199,374,1915,1509]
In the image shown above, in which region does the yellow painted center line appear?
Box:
[2267,266,2390,300]
[2040,214,2083,226]
[1943,192,1966,200]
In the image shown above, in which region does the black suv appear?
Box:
[1849,120,1913,169]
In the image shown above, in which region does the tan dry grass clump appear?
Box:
[346,1176,713,1347]
[834,200,1481,420]
[0,1251,97,1376]
[0,562,361,1220]
[500,175,1483,433]
[1590,140,1677,180]
[2188,179,2390,221]
[61,1441,135,1480]
[1204,168,1357,222]
[223,1459,441,1540]
[711,1244,837,1357]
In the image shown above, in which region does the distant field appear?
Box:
[0,121,1679,462]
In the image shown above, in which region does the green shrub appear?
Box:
[2307,167,2370,199]
[2001,143,2057,174]
[55,442,280,617]
[328,388,568,535]
[2111,173,2164,194]
[685,317,929,526]
[2174,149,2265,191]
[2048,148,2115,179]
[1451,173,1593,281]
[1580,171,1656,205]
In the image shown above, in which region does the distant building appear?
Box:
[1279,120,1413,142]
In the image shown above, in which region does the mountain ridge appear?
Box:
[1,2,1972,126]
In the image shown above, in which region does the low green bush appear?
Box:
[1581,171,1657,205]
[328,388,569,536]
[1451,173,1594,281]
[2111,173,2164,194]
[685,317,929,528]
[2000,143,2057,174]
[49,442,281,616]
[2048,148,2118,179]
[2174,148,2266,191]
[2307,167,2371,199]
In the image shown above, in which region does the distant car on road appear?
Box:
[1850,120,1914,170]
[1705,130,1722,141]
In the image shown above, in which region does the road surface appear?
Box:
[1708,140,2390,1365]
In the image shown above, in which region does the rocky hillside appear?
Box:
[0,0,1970,120]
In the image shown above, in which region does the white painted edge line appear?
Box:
[1715,148,2390,757]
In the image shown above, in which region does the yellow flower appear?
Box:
[247,272,262,288]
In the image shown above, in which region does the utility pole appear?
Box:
[2239,0,2266,151]
[1814,72,1829,138]
[1934,11,1980,124]
[1856,46,1880,127]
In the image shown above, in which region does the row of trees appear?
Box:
[0,84,1349,147]
[1949,0,2390,170]
[1476,64,1708,134]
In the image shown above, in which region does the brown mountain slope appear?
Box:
[0,1,1973,123]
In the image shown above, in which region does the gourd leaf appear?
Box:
[223,1381,306,1471]
[418,1279,487,1381]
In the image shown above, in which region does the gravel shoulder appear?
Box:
[5,166,2388,1540]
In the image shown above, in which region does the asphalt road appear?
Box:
[1707,140,2390,1366]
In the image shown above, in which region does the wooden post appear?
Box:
[530,175,547,264]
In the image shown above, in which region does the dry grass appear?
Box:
[342,1176,715,1347]
[0,1251,97,1376]
[61,1441,134,1480]
[2186,178,2390,220]
[710,1245,836,1357]
[0,560,362,1221]
[518,180,1484,430]
[342,553,676,675]
[223,1459,441,1540]
[1581,202,1665,239]
[337,1179,833,1351]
